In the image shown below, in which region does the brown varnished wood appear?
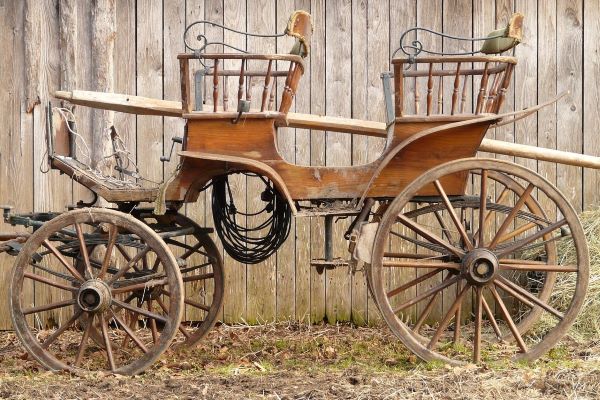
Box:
[168,115,491,203]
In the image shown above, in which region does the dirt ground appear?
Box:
[1,323,599,399]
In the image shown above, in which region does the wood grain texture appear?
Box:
[324,0,352,323]
[275,0,297,322]
[293,0,312,324]
[0,1,596,330]
[309,0,326,323]
[583,0,600,208]
[0,1,34,329]
[136,0,163,184]
[221,0,247,324]
[536,0,557,204]
[557,0,583,210]
[91,0,115,170]
[350,0,369,326]
[246,0,277,324]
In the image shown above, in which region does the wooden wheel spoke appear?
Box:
[434,179,473,250]
[474,185,510,240]
[42,239,85,282]
[111,278,169,294]
[108,246,151,285]
[496,219,567,258]
[23,299,76,315]
[387,269,442,298]
[99,224,118,280]
[155,295,191,338]
[151,257,161,272]
[433,210,456,243]
[148,299,159,344]
[427,283,470,350]
[179,261,213,275]
[396,214,465,258]
[115,243,132,262]
[499,260,577,273]
[116,243,142,273]
[393,274,461,313]
[99,313,116,371]
[75,223,94,279]
[182,272,215,283]
[383,252,446,260]
[162,289,210,312]
[180,241,203,259]
[74,314,95,367]
[478,169,488,247]
[111,310,149,353]
[489,183,535,249]
[41,309,83,348]
[481,296,502,339]
[112,298,168,324]
[473,286,483,363]
[489,285,527,353]
[413,291,439,333]
[453,280,463,344]
[164,239,211,260]
[496,276,564,319]
[496,222,538,244]
[24,271,78,292]
[382,261,460,269]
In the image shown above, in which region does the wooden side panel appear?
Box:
[514,0,537,173]
[113,0,137,175]
[0,1,34,329]
[583,0,600,208]
[415,0,443,323]
[186,0,220,322]
[536,0,557,195]
[381,0,416,327]
[275,0,299,322]
[293,0,312,324]
[73,0,93,207]
[324,0,353,323]
[556,0,583,210]
[246,0,277,324]
[350,0,369,326]
[0,0,594,329]
[221,0,248,323]
[136,0,163,184]
[309,0,326,323]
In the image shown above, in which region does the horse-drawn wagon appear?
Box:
[0,10,593,374]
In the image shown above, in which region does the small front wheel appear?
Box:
[10,208,184,375]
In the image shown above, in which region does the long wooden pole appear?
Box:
[52,90,600,170]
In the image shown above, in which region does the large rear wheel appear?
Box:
[369,158,588,364]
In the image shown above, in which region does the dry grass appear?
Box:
[2,210,600,398]
[546,208,600,341]
[0,322,600,399]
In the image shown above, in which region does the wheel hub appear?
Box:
[462,249,499,285]
[77,279,112,312]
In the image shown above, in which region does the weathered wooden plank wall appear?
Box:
[0,0,596,329]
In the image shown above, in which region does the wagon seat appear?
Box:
[385,13,524,144]
[179,10,312,120]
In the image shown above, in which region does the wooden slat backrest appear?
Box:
[179,53,305,116]
[391,55,517,118]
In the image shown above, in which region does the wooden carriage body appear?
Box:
[166,53,517,212]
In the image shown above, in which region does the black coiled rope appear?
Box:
[211,173,292,264]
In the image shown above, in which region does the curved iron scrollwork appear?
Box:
[183,20,286,55]
[392,27,505,63]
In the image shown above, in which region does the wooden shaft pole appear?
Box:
[479,138,600,169]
